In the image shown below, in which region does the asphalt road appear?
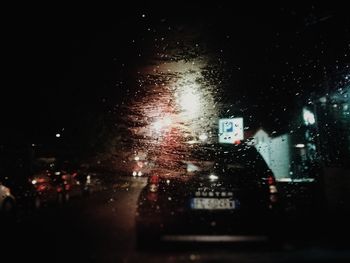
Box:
[2,176,350,263]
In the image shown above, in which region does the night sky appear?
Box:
[2,3,349,152]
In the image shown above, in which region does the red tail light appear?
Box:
[149,175,159,192]
[268,174,276,186]
[266,171,278,194]
[149,175,159,185]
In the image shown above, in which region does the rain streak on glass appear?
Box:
[128,58,219,176]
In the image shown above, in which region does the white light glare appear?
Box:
[199,134,208,141]
[269,185,278,194]
[209,174,219,181]
[55,133,61,138]
[153,116,172,132]
[179,89,200,115]
[153,120,163,132]
[164,116,172,126]
[295,144,305,148]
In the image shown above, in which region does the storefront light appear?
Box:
[303,108,315,125]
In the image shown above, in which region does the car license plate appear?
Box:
[191,198,235,210]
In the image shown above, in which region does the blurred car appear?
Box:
[59,163,104,197]
[131,161,147,177]
[131,159,152,177]
[55,161,93,200]
[30,170,67,208]
[61,163,105,196]
[30,164,102,208]
[0,181,16,215]
[136,142,280,247]
[79,171,103,195]
[60,171,83,201]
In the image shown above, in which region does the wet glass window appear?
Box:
[1,3,350,262]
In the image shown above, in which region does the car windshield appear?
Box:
[1,3,350,263]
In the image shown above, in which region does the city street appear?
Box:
[2,175,350,263]
[1,3,349,263]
